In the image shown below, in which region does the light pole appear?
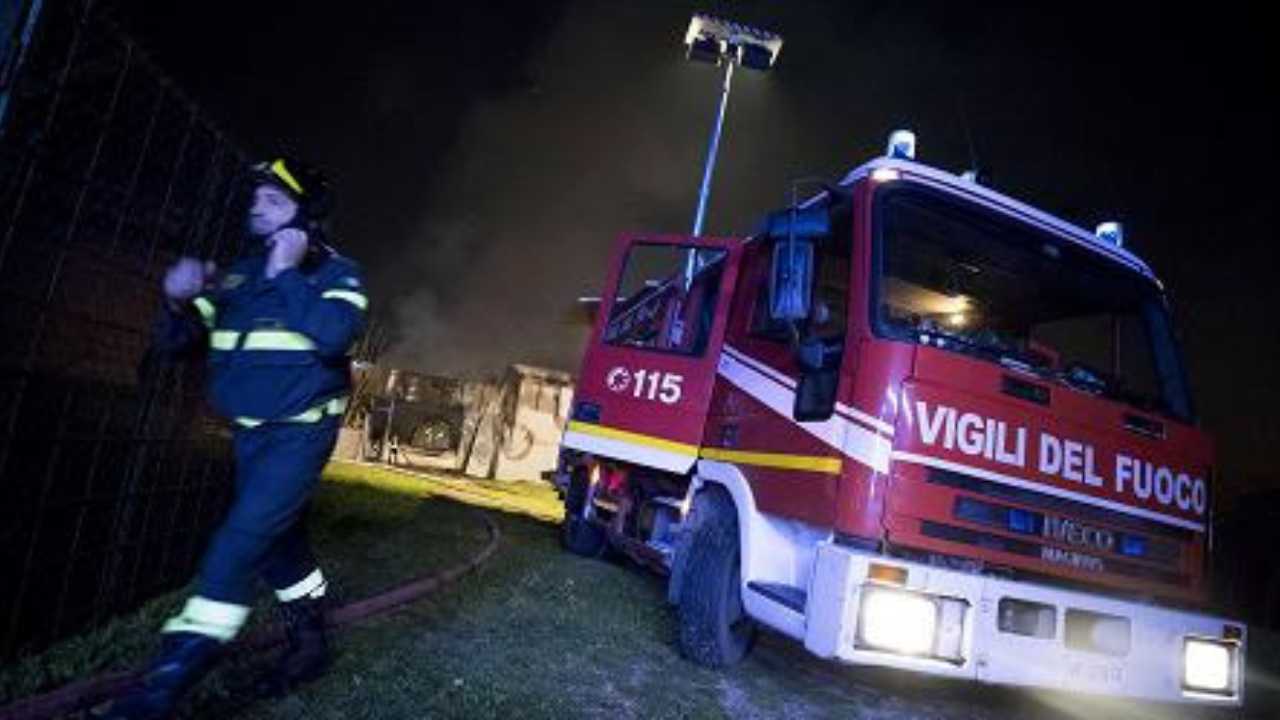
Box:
[381,369,399,463]
[684,14,783,237]
[0,0,46,135]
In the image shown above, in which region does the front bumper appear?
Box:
[803,542,1244,706]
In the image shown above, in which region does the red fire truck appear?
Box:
[554,137,1245,706]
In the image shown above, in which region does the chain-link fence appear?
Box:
[0,0,249,658]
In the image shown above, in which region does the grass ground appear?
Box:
[2,461,1276,719]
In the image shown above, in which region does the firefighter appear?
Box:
[102,157,367,719]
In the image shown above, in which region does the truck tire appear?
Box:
[676,488,756,667]
[562,515,606,557]
[561,468,606,558]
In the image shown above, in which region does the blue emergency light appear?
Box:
[1095,222,1125,248]
[887,130,917,160]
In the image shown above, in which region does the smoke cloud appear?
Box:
[374,1,969,374]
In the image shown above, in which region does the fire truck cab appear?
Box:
[555,139,1245,706]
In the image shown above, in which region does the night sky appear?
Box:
[109,1,1273,500]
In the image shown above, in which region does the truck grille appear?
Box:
[923,467,1190,587]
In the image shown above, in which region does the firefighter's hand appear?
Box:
[266,228,308,279]
[163,257,206,302]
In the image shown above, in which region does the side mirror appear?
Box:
[764,205,828,322]
[764,206,830,239]
[768,239,813,321]
[795,336,826,372]
[794,368,838,422]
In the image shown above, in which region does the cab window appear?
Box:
[603,244,728,357]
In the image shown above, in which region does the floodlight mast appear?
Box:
[691,59,734,237]
[684,14,782,237]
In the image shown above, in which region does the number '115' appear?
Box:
[632,370,683,405]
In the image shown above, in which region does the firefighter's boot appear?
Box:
[254,597,330,697]
[98,632,221,719]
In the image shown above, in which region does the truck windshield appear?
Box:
[874,187,1193,423]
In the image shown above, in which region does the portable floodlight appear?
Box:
[684,14,783,69]
[683,14,784,236]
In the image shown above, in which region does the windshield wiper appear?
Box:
[1055,364,1165,414]
[1056,363,1108,395]
[912,328,1170,416]
[917,328,1054,378]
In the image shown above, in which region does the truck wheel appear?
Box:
[562,468,606,558]
[562,515,606,557]
[676,488,756,667]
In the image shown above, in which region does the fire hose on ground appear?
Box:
[0,511,502,720]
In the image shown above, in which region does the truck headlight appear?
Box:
[1183,638,1235,694]
[858,586,938,656]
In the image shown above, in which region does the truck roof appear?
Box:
[834,157,1160,286]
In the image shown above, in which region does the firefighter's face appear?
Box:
[248,184,299,237]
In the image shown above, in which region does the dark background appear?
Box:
[106,0,1273,503]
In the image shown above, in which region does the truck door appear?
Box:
[704,200,862,528]
[563,234,742,474]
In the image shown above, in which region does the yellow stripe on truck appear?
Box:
[699,446,843,474]
[565,421,842,474]
[566,421,699,457]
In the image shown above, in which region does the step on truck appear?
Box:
[553,133,1245,707]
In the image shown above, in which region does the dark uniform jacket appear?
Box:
[156,246,367,425]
